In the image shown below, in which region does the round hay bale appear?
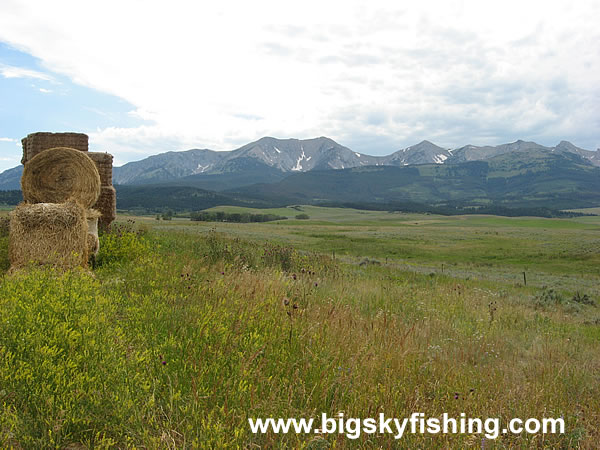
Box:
[21,147,101,208]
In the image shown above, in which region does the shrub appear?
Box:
[534,289,596,309]
[96,220,150,267]
[359,257,381,266]
[295,213,310,220]
[572,291,595,306]
[534,288,564,307]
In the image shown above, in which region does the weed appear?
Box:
[488,300,498,323]
[572,291,595,306]
[358,257,381,266]
[262,243,295,271]
[96,220,150,266]
[534,288,565,306]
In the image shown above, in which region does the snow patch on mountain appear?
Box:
[292,149,307,171]
[433,154,448,164]
[194,164,212,173]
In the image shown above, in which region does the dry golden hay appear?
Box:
[86,209,100,256]
[87,232,100,256]
[21,132,88,164]
[93,185,117,230]
[21,147,101,208]
[87,152,114,186]
[9,200,88,270]
[86,208,102,220]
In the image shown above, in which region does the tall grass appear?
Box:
[0,223,598,447]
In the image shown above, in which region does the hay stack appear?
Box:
[93,185,117,230]
[21,147,101,209]
[21,132,88,164]
[86,209,101,256]
[19,130,117,231]
[86,152,115,230]
[9,200,88,270]
[87,233,99,256]
[87,152,114,186]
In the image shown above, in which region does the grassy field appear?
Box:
[1,207,599,447]
[158,206,600,295]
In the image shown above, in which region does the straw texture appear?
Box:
[21,132,88,164]
[93,185,117,230]
[9,200,88,270]
[87,152,114,186]
[87,233,100,256]
[21,147,101,209]
[86,209,101,256]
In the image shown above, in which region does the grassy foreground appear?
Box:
[0,212,599,447]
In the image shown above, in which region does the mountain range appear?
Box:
[110,137,600,188]
[227,148,600,210]
[1,136,598,191]
[1,136,599,213]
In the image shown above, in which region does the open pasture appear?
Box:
[1,206,599,447]
[150,206,600,296]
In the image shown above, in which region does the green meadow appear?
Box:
[1,207,599,447]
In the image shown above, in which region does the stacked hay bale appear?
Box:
[9,147,101,271]
[21,132,88,164]
[21,147,101,207]
[20,132,116,230]
[9,201,89,270]
[86,209,101,257]
[87,152,116,230]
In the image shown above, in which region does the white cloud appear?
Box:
[0,63,52,80]
[0,0,598,162]
[0,137,16,142]
[38,87,52,93]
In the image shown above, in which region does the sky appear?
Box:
[0,0,599,172]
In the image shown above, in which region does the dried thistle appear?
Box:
[488,301,498,323]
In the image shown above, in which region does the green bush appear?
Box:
[295,213,310,220]
[96,221,150,267]
[534,288,564,307]
[572,291,595,306]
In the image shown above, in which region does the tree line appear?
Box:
[190,211,287,223]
